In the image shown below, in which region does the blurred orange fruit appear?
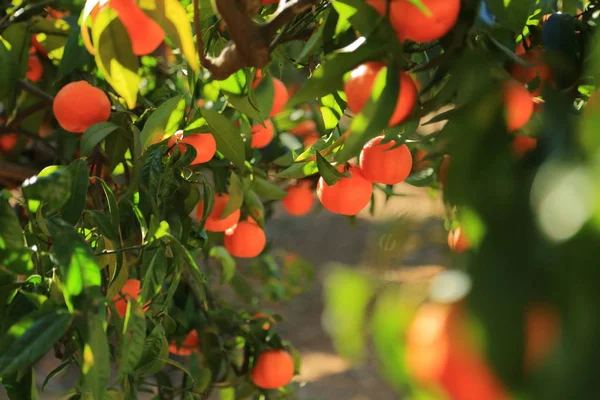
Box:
[251,349,295,389]
[317,165,373,215]
[251,120,275,149]
[283,182,314,216]
[224,220,267,258]
[359,135,413,184]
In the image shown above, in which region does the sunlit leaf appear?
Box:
[140,95,186,149]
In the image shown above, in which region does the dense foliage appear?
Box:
[1,0,599,399]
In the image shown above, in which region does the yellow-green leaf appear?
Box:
[145,0,200,72]
[92,7,141,109]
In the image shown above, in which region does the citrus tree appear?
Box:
[0,0,599,399]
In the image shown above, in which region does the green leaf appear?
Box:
[336,62,400,162]
[320,92,347,130]
[275,160,319,179]
[222,172,244,218]
[316,152,346,186]
[2,22,30,79]
[286,38,388,108]
[92,7,141,109]
[82,312,110,400]
[22,166,73,213]
[297,21,325,62]
[0,247,34,274]
[62,159,90,225]
[80,122,121,156]
[244,189,264,228]
[98,178,120,240]
[0,308,72,378]
[140,247,167,303]
[135,324,169,377]
[59,26,94,77]
[117,300,147,380]
[146,0,200,72]
[209,246,236,284]
[140,96,186,150]
[254,74,275,120]
[0,198,24,249]
[164,233,206,291]
[2,367,39,400]
[251,177,287,200]
[219,388,235,400]
[225,92,263,123]
[47,219,101,307]
[41,360,71,392]
[156,357,195,383]
[0,36,19,114]
[217,69,247,95]
[202,109,245,168]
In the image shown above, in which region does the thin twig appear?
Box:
[18,80,54,104]
[94,244,146,256]
[0,160,37,181]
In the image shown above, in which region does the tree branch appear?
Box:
[18,80,54,104]
[193,0,320,80]
[0,160,37,182]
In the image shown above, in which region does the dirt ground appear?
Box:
[0,183,448,400]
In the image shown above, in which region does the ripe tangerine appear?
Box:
[168,130,217,165]
[0,134,18,153]
[367,0,461,43]
[110,0,165,55]
[303,133,320,147]
[359,135,412,184]
[509,49,553,97]
[224,220,267,258]
[251,120,275,149]
[503,81,534,131]
[290,120,317,137]
[439,156,451,187]
[251,349,295,389]
[405,302,508,400]
[317,165,373,216]
[169,330,200,356]
[53,81,111,133]
[282,182,314,216]
[113,279,142,318]
[344,62,417,126]
[270,78,288,117]
[197,193,241,232]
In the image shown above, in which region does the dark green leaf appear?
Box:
[0,37,20,114]
[244,189,264,228]
[140,247,167,303]
[275,161,319,179]
[80,122,121,156]
[202,109,246,168]
[135,324,169,377]
[0,247,34,274]
[251,177,287,200]
[62,159,90,225]
[41,360,72,391]
[316,152,346,186]
[117,300,146,380]
[82,312,110,400]
[222,172,244,218]
[0,308,72,378]
[225,92,263,123]
[59,26,94,77]
[2,367,38,400]
[98,178,120,239]
[0,198,23,249]
[164,234,206,291]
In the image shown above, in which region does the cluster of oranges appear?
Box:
[112,279,295,390]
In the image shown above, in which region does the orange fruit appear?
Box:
[53,81,111,133]
[509,49,552,97]
[511,136,537,158]
[525,305,560,370]
[405,302,508,400]
[448,228,470,253]
[270,78,288,117]
[367,0,461,43]
[317,165,373,215]
[282,182,314,216]
[168,131,217,165]
[251,349,295,389]
[303,133,320,147]
[252,312,276,330]
[290,120,317,137]
[113,279,142,318]
[251,120,275,149]
[169,330,200,356]
[503,81,533,131]
[224,220,266,258]
[344,62,417,126]
[359,135,412,184]
[110,0,165,55]
[0,134,18,152]
[26,54,43,82]
[438,156,450,187]
[197,193,241,232]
